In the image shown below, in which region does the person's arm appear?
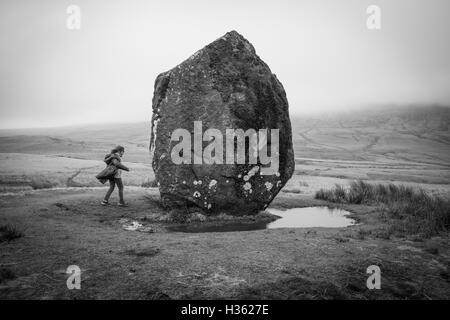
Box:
[104,154,114,164]
[112,158,130,171]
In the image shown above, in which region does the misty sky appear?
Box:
[1,0,450,128]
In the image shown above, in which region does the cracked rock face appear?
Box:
[149,30,294,214]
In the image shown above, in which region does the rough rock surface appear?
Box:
[150,30,294,214]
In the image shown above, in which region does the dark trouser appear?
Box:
[104,178,124,203]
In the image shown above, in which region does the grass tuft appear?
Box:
[0,224,23,243]
[315,180,450,237]
[0,267,16,283]
[29,177,57,189]
[141,178,158,188]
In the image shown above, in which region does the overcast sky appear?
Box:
[1,0,449,128]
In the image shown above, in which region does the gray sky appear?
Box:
[1,0,449,128]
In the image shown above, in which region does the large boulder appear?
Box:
[150,30,294,214]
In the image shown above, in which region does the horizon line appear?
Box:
[0,104,448,131]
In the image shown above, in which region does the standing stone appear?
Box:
[150,30,294,214]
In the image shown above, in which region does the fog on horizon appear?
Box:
[1,0,450,129]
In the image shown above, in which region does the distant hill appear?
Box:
[0,122,152,163]
[0,106,449,165]
[291,105,450,164]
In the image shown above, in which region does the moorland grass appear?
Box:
[315,180,450,237]
[0,267,16,283]
[0,224,23,243]
[141,178,158,188]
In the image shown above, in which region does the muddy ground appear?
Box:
[0,187,449,299]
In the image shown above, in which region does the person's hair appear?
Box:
[111,145,125,153]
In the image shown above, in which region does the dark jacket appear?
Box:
[96,153,129,184]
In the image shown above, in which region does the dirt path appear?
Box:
[0,188,449,299]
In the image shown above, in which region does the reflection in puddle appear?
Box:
[267,207,356,228]
[167,206,357,233]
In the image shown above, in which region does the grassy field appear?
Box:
[0,153,154,192]
[0,105,449,299]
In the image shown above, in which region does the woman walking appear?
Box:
[96,145,130,206]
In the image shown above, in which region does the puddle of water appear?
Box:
[123,221,143,231]
[120,218,154,233]
[167,206,357,233]
[267,207,356,229]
